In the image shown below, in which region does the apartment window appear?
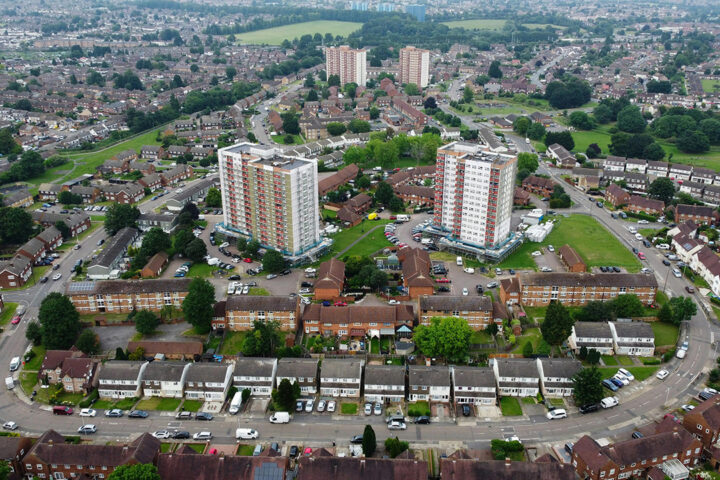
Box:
[54,474,65,480]
[37,465,43,470]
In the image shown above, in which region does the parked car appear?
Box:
[172,431,190,439]
[546,409,567,420]
[193,432,212,441]
[295,401,304,412]
[350,435,364,444]
[305,400,314,413]
[656,369,669,380]
[327,400,336,413]
[461,404,471,417]
[152,430,171,439]
[105,409,123,418]
[317,400,326,413]
[578,403,599,414]
[486,282,499,289]
[364,403,372,415]
[414,416,431,424]
[374,403,382,416]
[128,410,148,418]
[79,408,96,417]
[617,368,635,381]
[289,446,299,458]
[387,421,407,430]
[602,379,619,392]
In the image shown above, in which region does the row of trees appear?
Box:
[342,132,441,170]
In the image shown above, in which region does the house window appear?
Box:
[54,474,65,480]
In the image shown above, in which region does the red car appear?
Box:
[389,216,397,220]
[303,447,312,456]
[435,278,451,283]
[334,301,347,307]
[637,252,646,260]
[243,258,252,263]
[10,315,21,325]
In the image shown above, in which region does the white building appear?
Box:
[451,366,496,406]
[97,361,148,399]
[276,358,319,395]
[492,358,539,397]
[537,358,582,398]
[232,358,277,396]
[319,359,364,398]
[325,45,366,86]
[141,361,189,398]
[609,321,655,356]
[433,142,517,248]
[399,46,430,88]
[363,365,405,403]
[408,366,450,402]
[568,322,615,355]
[218,143,321,257]
[183,363,233,401]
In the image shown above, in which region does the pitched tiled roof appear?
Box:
[439,458,576,480]
[28,431,160,467]
[558,244,584,268]
[297,455,427,480]
[226,295,298,312]
[495,358,539,379]
[315,258,345,291]
[409,365,450,387]
[519,272,657,289]
[67,278,192,296]
[302,304,414,325]
[419,295,492,312]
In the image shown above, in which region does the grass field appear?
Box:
[270,133,305,145]
[186,263,220,278]
[500,397,523,416]
[236,21,363,45]
[237,444,256,456]
[470,329,494,344]
[511,327,541,354]
[601,355,618,366]
[317,219,392,263]
[702,78,720,94]
[24,346,46,371]
[571,129,613,155]
[186,444,206,454]
[408,401,431,417]
[651,321,679,347]
[442,19,508,30]
[499,215,642,272]
[182,399,203,412]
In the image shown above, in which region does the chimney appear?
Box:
[505,457,511,467]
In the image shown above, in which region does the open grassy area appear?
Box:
[616,355,634,366]
[500,397,523,416]
[92,399,115,410]
[113,397,139,410]
[161,443,175,453]
[236,21,363,45]
[316,219,393,262]
[341,402,358,415]
[135,397,182,411]
[442,19,508,30]
[237,444,256,456]
[470,329,494,344]
[182,399,203,412]
[597,366,659,381]
[511,327,541,354]
[219,331,247,355]
[0,303,18,326]
[601,355,618,365]
[249,287,269,296]
[499,215,642,272]
[702,78,720,94]
[571,129,613,155]
[186,443,206,453]
[186,263,220,278]
[651,321,679,347]
[270,133,305,145]
[408,401,431,417]
[24,346,46,371]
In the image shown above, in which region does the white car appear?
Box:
[656,369,669,380]
[52,273,62,281]
[547,245,555,252]
[638,220,649,224]
[463,267,475,274]
[193,431,213,441]
[681,404,695,412]
[546,409,567,420]
[327,400,336,413]
[387,420,407,430]
[152,430,171,439]
[305,400,314,413]
[540,266,553,272]
[79,408,97,417]
[532,251,542,257]
[2,421,17,431]
[462,287,469,296]
[613,374,629,386]
[388,299,399,305]
[617,368,634,381]
[672,268,682,278]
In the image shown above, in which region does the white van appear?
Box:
[269,411,290,424]
[396,214,409,222]
[456,256,463,266]
[9,357,20,372]
[207,257,219,266]
[676,349,687,359]
[236,428,259,439]
[601,396,619,409]
[15,305,25,316]
[421,238,433,245]
[5,377,14,390]
[228,391,243,415]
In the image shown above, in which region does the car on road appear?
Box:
[388,421,407,430]
[437,286,450,292]
[531,251,542,257]
[52,273,62,281]
[229,275,241,281]
[656,369,670,380]
[638,252,646,260]
[243,258,252,263]
[350,435,364,444]
[546,408,567,420]
[632,431,644,439]
[2,421,17,431]
[638,220,649,224]
[195,412,213,421]
[305,400,314,413]
[128,410,148,418]
[681,341,689,351]
[52,264,60,270]
[579,403,599,414]
[105,409,123,417]
[317,400,326,413]
[152,430,171,439]
[176,411,193,420]
[327,400,336,413]
[266,274,278,280]
[609,377,624,388]
[612,266,621,273]
[79,408,96,417]
[663,259,671,266]
[672,268,681,278]
[617,368,635,381]
[435,278,451,283]
[686,286,695,293]
[374,403,382,416]
[612,374,629,386]
[193,432,213,441]
[414,416,431,424]
[78,424,97,434]
[172,431,190,439]
[334,301,347,306]
[364,403,372,415]
[11,315,21,325]
[601,396,619,409]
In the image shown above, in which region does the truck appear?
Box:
[269,411,290,424]
[5,377,13,390]
[228,391,243,415]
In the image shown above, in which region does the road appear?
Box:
[250,82,304,146]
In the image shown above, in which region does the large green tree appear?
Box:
[184,238,207,263]
[362,424,377,456]
[616,105,646,133]
[414,317,472,363]
[104,203,140,235]
[668,296,697,326]
[275,378,297,411]
[610,294,644,317]
[488,60,502,79]
[573,367,604,406]
[242,320,281,357]
[205,187,222,208]
[182,278,215,334]
[544,131,574,151]
[140,228,171,258]
[0,207,33,245]
[262,249,286,273]
[76,329,101,355]
[677,130,710,153]
[135,310,160,335]
[526,122,546,141]
[647,177,675,205]
[39,293,81,349]
[374,181,395,205]
[540,300,574,346]
[517,153,539,173]
[512,117,531,136]
[107,464,161,480]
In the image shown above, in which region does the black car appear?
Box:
[564,443,574,454]
[301,281,313,288]
[632,247,639,254]
[631,431,643,439]
[643,240,652,248]
[289,446,299,457]
[172,431,190,439]
[663,259,671,266]
[600,266,608,272]
[229,275,242,281]
[414,416,431,424]
[246,281,257,287]
[128,410,148,418]
[437,286,450,292]
[579,403,599,414]
[280,269,291,276]
[461,404,471,416]
[40,276,48,283]
[350,435,363,444]
[475,284,484,293]
[195,412,213,421]
[508,269,515,275]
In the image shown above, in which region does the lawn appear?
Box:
[341,402,358,415]
[470,330,494,344]
[236,21,363,45]
[500,397,523,416]
[186,443,206,453]
[182,399,203,412]
[135,397,182,411]
[270,133,305,145]
[702,78,720,94]
[601,355,618,366]
[597,366,659,381]
[92,400,115,410]
[317,219,393,262]
[500,215,642,272]
[187,263,219,278]
[237,444,256,456]
[521,397,535,404]
[0,303,18,326]
[571,129,613,155]
[161,443,175,453]
[511,328,541,354]
[616,355,634,366]
[408,401,431,417]
[113,397,139,410]
[442,19,508,30]
[522,306,546,322]
[24,346,46,371]
[249,288,269,296]
[651,321,679,347]
[219,331,247,355]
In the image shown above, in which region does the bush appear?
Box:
[662,349,676,362]
[64,436,82,444]
[78,389,99,408]
[641,357,661,365]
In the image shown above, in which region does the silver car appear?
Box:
[364,402,372,415]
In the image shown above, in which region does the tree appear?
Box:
[646,80,672,94]
[25,321,42,345]
[39,293,80,350]
[262,249,286,273]
[647,177,675,206]
[385,437,409,458]
[58,190,82,205]
[569,111,595,130]
[135,310,160,335]
[306,89,318,101]
[573,367,604,406]
[237,237,247,253]
[182,278,215,334]
[348,119,371,133]
[540,300,574,346]
[544,131,574,151]
[575,301,614,323]
[586,348,601,365]
[326,122,347,136]
[677,130,710,153]
[414,317,472,363]
[610,294,644,317]
[281,111,300,135]
[517,153,539,173]
[423,97,437,110]
[184,238,207,263]
[0,207,33,245]
[104,203,140,235]
[658,303,673,324]
[526,122,546,141]
[545,76,592,109]
[616,105,646,133]
[362,425,377,457]
[304,73,315,88]
[513,117,531,136]
[585,143,602,159]
[669,296,697,326]
[275,378,297,411]
[593,103,613,124]
[700,118,720,144]
[76,329,100,355]
[462,85,474,104]
[205,187,222,208]
[404,83,420,96]
[107,464,161,480]
[356,176,371,189]
[140,227,170,258]
[0,128,21,155]
[225,66,237,81]
[642,142,666,161]
[374,182,395,205]
[369,106,380,120]
[327,74,340,87]
[522,341,533,357]
[246,239,260,258]
[242,320,281,357]
[488,60,502,79]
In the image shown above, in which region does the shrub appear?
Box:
[78,390,99,408]
[662,349,676,362]
[641,357,661,365]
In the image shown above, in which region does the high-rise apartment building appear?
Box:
[405,4,426,21]
[325,46,367,86]
[433,142,517,248]
[218,143,321,257]
[399,46,430,88]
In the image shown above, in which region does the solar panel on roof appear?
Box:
[67,281,96,292]
[254,462,283,480]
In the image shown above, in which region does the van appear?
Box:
[235,428,259,439]
[421,238,432,245]
[396,214,409,222]
[228,391,243,415]
[15,305,25,316]
[9,357,20,372]
[600,396,619,409]
[676,349,686,359]
[456,256,463,266]
[5,377,13,390]
[253,444,263,456]
[53,406,74,415]
[269,411,290,424]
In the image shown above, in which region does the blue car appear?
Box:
[609,378,624,388]
[174,272,186,277]
[602,379,619,392]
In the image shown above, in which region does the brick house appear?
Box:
[394,185,434,206]
[514,187,531,206]
[35,226,63,251]
[314,258,345,300]
[138,173,162,191]
[521,175,555,197]
[0,255,33,289]
[297,456,426,480]
[17,237,47,264]
[69,185,100,203]
[218,296,300,331]
[39,348,86,387]
[141,145,164,160]
[32,212,91,237]
[0,435,33,479]
[499,277,520,305]
[681,394,720,449]
[417,295,493,329]
[568,322,614,355]
[558,244,586,272]
[364,365,406,403]
[302,304,413,338]
[129,161,156,175]
[276,358,319,395]
[399,247,434,299]
[100,183,144,204]
[627,195,665,216]
[38,183,66,201]
[183,363,233,401]
[102,158,130,174]
[67,278,191,314]
[440,458,576,479]
[157,451,289,480]
[140,252,168,278]
[674,204,716,225]
[605,183,630,207]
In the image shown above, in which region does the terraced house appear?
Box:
[183,363,233,402]
[319,358,364,398]
[451,366,496,406]
[97,361,148,399]
[66,278,191,314]
[301,304,414,338]
[232,358,277,397]
[511,272,658,307]
[217,295,300,331]
[417,295,493,329]
[363,365,406,403]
